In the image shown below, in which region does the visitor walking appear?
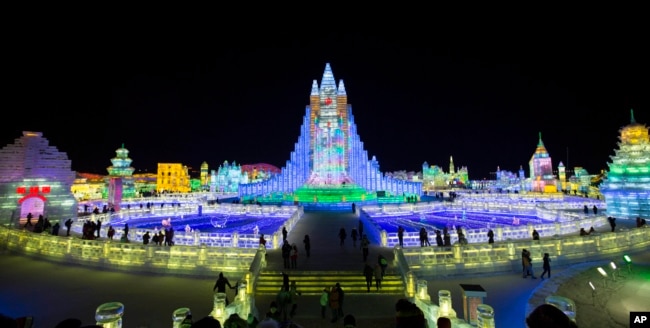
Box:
[378,254,388,277]
[338,227,346,246]
[290,243,298,269]
[351,228,358,247]
[397,226,404,247]
[374,263,383,291]
[302,234,311,257]
[328,285,341,323]
[361,234,370,262]
[363,262,374,292]
[532,229,540,240]
[487,229,494,244]
[282,240,292,269]
[540,253,551,279]
[282,226,288,241]
[213,272,235,305]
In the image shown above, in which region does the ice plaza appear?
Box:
[0,64,649,327]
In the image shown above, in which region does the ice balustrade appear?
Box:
[70,204,301,249]
[393,226,650,276]
[362,199,608,248]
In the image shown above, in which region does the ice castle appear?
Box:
[238,63,422,204]
[600,109,650,219]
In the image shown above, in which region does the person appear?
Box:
[583,205,589,214]
[282,226,288,241]
[523,249,536,279]
[338,227,346,246]
[96,219,102,238]
[358,220,364,242]
[526,303,578,328]
[608,216,616,232]
[282,240,292,269]
[265,301,281,323]
[319,287,329,319]
[335,282,345,318]
[361,234,370,262]
[423,229,431,246]
[25,212,35,226]
[395,298,427,328]
[487,229,495,243]
[260,234,267,248]
[579,228,588,236]
[246,313,259,328]
[435,229,443,247]
[282,272,290,291]
[123,223,129,239]
[191,316,222,328]
[378,254,388,277]
[290,243,298,269]
[213,272,234,305]
[532,229,540,240]
[373,263,382,290]
[363,262,374,292]
[397,226,405,247]
[328,285,340,323]
[540,252,551,279]
[588,226,596,234]
[107,225,115,240]
[592,205,598,215]
[351,202,356,213]
[224,313,247,328]
[288,280,301,319]
[437,316,452,328]
[64,218,72,236]
[419,227,426,247]
[143,231,151,245]
[343,314,356,328]
[302,234,310,257]
[350,228,358,247]
[443,228,451,246]
[52,222,60,236]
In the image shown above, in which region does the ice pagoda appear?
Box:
[600,109,650,219]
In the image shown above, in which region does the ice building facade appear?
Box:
[238,63,422,202]
[600,110,650,219]
[0,131,77,224]
[529,132,558,193]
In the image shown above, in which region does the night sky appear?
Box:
[3,28,648,180]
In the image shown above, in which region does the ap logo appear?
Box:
[630,312,650,327]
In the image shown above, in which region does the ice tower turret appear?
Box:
[600,109,650,219]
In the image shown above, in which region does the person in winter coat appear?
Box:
[290,244,298,269]
[374,263,383,290]
[319,287,329,319]
[363,263,374,292]
[540,253,551,279]
[328,285,341,323]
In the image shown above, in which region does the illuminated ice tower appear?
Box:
[600,109,650,219]
[106,144,136,210]
[239,63,422,203]
[529,132,557,192]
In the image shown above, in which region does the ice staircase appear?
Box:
[255,270,405,295]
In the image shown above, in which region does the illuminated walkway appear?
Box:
[0,212,647,327]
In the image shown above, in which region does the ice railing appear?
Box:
[362,196,607,247]
[71,203,302,250]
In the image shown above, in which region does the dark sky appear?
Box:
[3,27,648,180]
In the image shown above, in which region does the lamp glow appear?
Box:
[597,267,608,278]
[610,262,617,270]
[589,281,595,291]
[623,255,631,264]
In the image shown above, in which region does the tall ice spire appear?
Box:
[538,132,544,146]
[310,80,319,96]
[320,63,336,89]
[337,80,347,96]
[631,108,636,124]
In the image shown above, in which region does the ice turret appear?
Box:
[337,80,347,96]
[310,80,319,96]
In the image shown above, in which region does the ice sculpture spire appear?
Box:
[538,132,544,146]
[631,108,636,124]
[320,63,337,90]
[310,80,319,96]
[337,80,347,96]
